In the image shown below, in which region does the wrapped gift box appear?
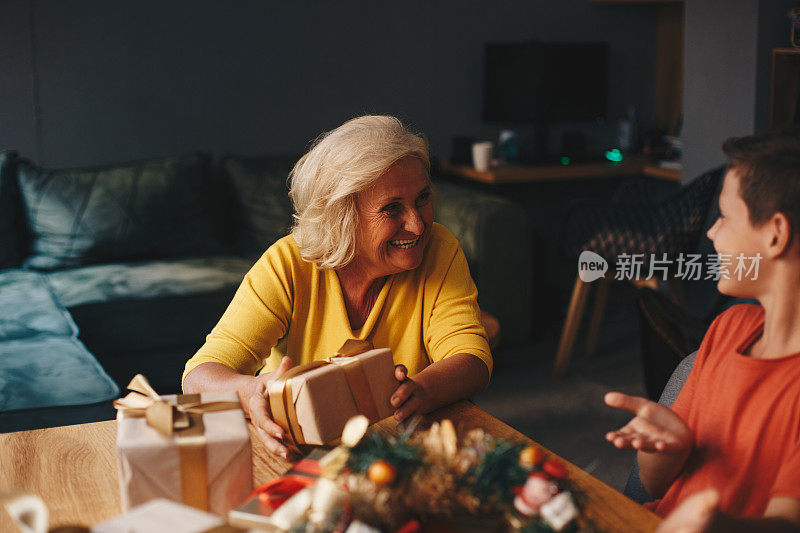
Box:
[268,346,396,445]
[116,384,252,516]
[92,498,255,532]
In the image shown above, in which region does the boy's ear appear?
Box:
[765,212,793,258]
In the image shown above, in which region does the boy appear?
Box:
[605,128,800,532]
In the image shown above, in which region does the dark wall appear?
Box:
[756,0,797,133]
[682,0,795,181]
[682,0,759,181]
[1,1,38,159]
[1,0,658,167]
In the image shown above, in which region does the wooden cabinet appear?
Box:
[770,48,800,131]
[591,0,684,135]
[438,158,679,185]
[590,0,682,4]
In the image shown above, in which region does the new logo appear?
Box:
[578,251,608,282]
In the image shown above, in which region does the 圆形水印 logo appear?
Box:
[578,251,608,282]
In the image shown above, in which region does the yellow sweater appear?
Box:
[182,223,491,386]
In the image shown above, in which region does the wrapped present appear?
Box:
[92,498,254,533]
[268,340,396,445]
[115,375,252,516]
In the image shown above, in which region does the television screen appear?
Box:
[483,41,609,123]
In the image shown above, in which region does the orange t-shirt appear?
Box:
[647,304,800,518]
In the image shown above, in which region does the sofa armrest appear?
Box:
[0,151,27,269]
[434,180,531,345]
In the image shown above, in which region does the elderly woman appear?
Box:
[183,115,491,457]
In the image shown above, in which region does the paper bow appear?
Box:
[114,374,240,438]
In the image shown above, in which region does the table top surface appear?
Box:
[0,400,660,532]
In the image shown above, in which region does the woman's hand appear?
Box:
[656,489,720,533]
[604,392,693,454]
[240,356,295,458]
[390,364,432,423]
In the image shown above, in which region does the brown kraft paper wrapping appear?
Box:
[116,389,252,516]
[268,347,397,445]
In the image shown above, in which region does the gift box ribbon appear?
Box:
[268,339,382,445]
[114,374,242,510]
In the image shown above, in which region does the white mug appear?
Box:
[1,492,48,533]
[471,141,494,172]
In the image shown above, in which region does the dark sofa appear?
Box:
[0,151,531,432]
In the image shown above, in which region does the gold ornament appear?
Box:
[368,460,397,486]
[519,446,542,469]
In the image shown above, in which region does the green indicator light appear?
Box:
[560,156,570,165]
[604,149,624,163]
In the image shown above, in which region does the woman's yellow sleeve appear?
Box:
[424,245,493,377]
[182,243,294,386]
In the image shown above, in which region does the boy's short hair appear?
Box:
[723,128,800,240]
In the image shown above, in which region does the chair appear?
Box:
[552,166,725,377]
[624,351,697,504]
[635,287,708,400]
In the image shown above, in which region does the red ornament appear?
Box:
[395,520,421,533]
[542,458,567,479]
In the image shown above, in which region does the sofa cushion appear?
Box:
[0,269,78,340]
[0,151,27,268]
[0,335,119,412]
[433,180,531,345]
[219,154,297,259]
[17,152,229,270]
[44,257,252,359]
[45,256,252,308]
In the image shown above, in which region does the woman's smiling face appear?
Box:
[352,155,433,280]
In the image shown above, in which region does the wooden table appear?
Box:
[439,158,680,185]
[0,401,660,532]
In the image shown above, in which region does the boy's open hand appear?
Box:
[604,392,693,454]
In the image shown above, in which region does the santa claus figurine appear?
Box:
[514,472,559,517]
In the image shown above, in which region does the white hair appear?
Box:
[288,115,430,269]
